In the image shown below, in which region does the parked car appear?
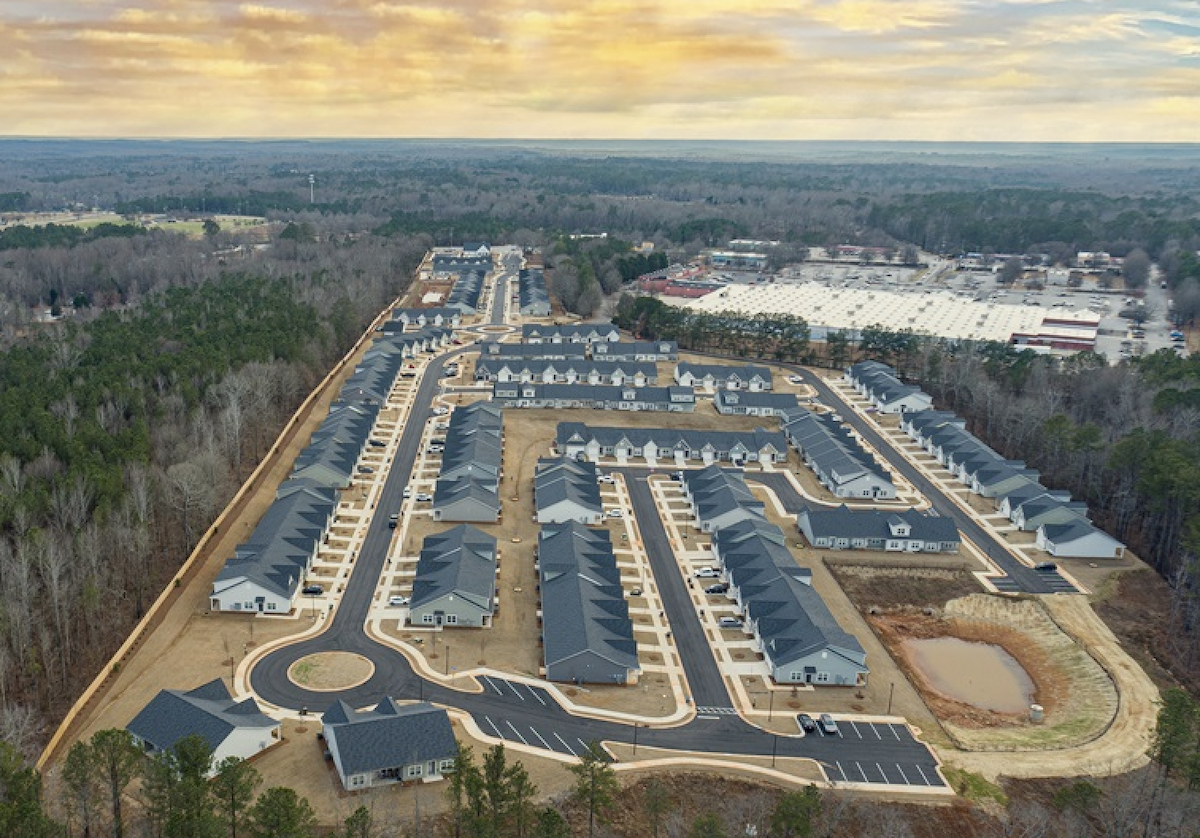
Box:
[302,584,324,596]
[1034,561,1058,571]
[415,492,433,502]
[819,713,839,735]
[787,375,803,384]
[427,444,444,454]
[368,439,386,448]
[403,487,412,498]
[606,508,624,519]
[796,714,817,734]
[704,583,730,595]
[694,567,721,578]
[387,595,410,606]
[597,473,615,484]
[432,406,449,416]
[717,616,743,629]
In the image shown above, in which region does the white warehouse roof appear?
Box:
[680,282,1099,344]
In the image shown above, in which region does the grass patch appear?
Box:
[944,767,1008,805]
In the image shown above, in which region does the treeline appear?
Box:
[614,295,810,362]
[0,223,144,253]
[543,239,669,317]
[868,188,1200,259]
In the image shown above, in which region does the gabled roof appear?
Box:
[783,411,892,489]
[682,465,764,529]
[538,523,638,674]
[676,361,772,383]
[555,423,787,458]
[410,525,497,611]
[322,699,455,778]
[128,679,277,754]
[535,457,602,518]
[1039,519,1122,545]
[714,390,799,412]
[798,504,960,544]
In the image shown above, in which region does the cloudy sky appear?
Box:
[2,0,1197,140]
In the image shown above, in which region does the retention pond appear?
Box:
[904,636,1035,713]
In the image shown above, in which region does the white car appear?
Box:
[606,508,624,519]
[402,487,412,498]
[787,374,803,384]
[694,567,721,578]
[432,406,449,416]
[597,473,615,484]
[415,492,433,502]
[387,595,410,606]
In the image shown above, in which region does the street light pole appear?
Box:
[887,681,895,715]
[445,645,452,676]
[771,734,778,768]
[633,723,639,756]
[768,689,775,722]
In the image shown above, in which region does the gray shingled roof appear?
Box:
[714,390,799,413]
[521,323,618,342]
[214,478,337,600]
[681,466,764,530]
[433,402,503,518]
[537,522,638,677]
[797,504,960,545]
[782,411,893,490]
[676,361,773,386]
[410,525,497,611]
[555,422,787,460]
[535,457,602,519]
[127,679,277,755]
[494,383,694,411]
[322,699,456,778]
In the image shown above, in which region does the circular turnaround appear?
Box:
[468,324,515,335]
[286,652,376,692]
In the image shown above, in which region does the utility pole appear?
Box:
[308,173,315,204]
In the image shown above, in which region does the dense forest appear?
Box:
[2,141,1200,834]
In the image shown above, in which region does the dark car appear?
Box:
[704,583,730,595]
[368,439,386,448]
[301,584,323,595]
[796,714,817,733]
[1034,561,1058,571]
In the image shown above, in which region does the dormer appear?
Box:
[887,515,910,537]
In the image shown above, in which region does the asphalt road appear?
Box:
[621,474,731,709]
[245,285,945,787]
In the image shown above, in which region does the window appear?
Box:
[440,759,456,773]
[406,765,422,778]
[422,614,434,624]
[445,614,458,625]
[789,672,803,681]
[816,672,830,683]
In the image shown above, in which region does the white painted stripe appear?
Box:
[834,761,847,781]
[856,762,869,782]
[484,716,504,739]
[529,727,552,750]
[849,721,862,738]
[505,721,529,746]
[915,765,931,785]
[507,681,525,701]
[553,732,577,756]
[870,723,882,740]
[877,763,888,783]
[895,764,910,784]
[485,676,504,695]
[528,686,547,706]
[889,724,902,741]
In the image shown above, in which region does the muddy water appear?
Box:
[904,637,1035,713]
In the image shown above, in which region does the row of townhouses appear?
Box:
[901,409,1125,558]
[517,268,551,317]
[555,423,789,466]
[797,505,961,553]
[476,358,657,386]
[493,382,696,412]
[432,402,504,523]
[782,409,897,499]
[844,361,934,414]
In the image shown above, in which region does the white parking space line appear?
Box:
[870,723,883,740]
[856,762,869,783]
[553,733,577,756]
[889,724,902,741]
[896,764,911,784]
[577,738,591,754]
[529,727,553,751]
[505,721,529,746]
[834,761,847,782]
[915,765,931,785]
[849,721,862,738]
[528,686,547,706]
[876,763,888,783]
[484,716,504,739]
[484,676,504,695]
[506,681,525,701]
